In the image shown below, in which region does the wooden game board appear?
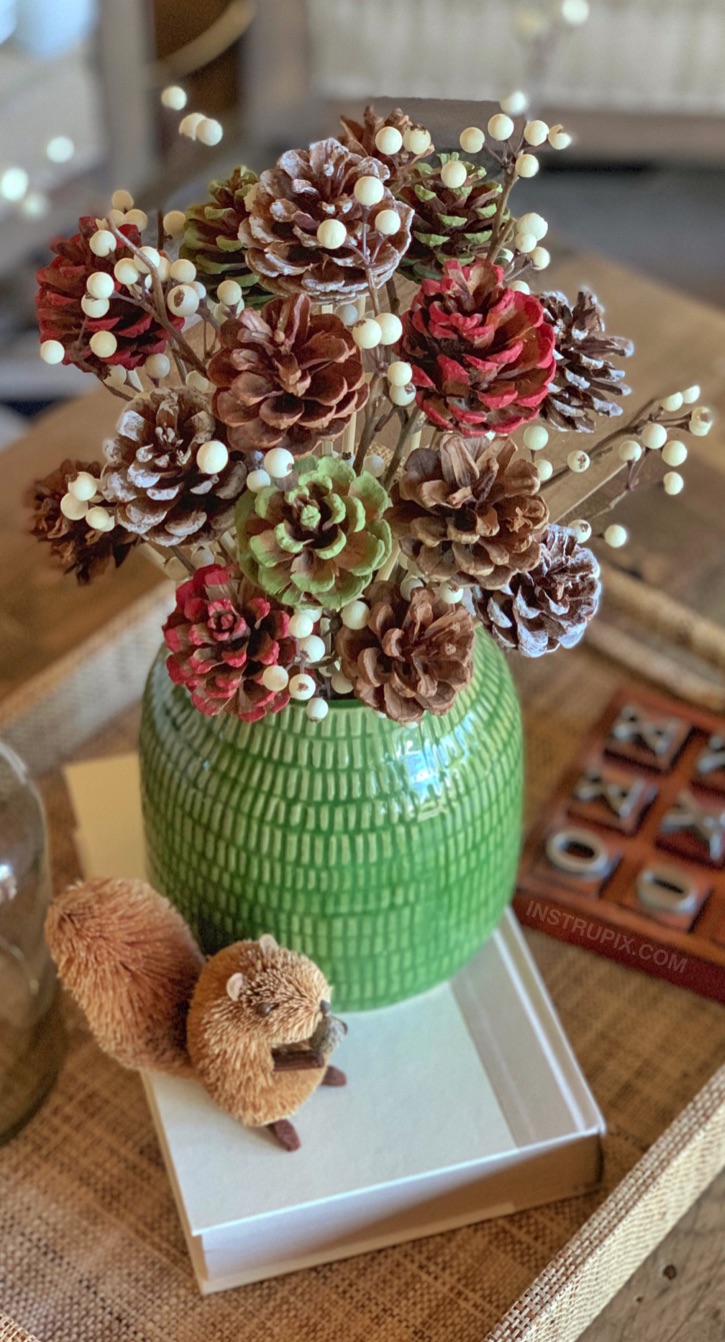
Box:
[515,686,725,1002]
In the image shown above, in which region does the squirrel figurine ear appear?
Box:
[226,972,246,1001]
[258,933,279,956]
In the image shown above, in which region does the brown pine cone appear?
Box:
[389,435,549,589]
[180,166,269,304]
[28,459,138,584]
[102,389,247,547]
[335,580,475,724]
[397,155,503,282]
[339,105,434,188]
[238,138,413,301]
[475,525,601,656]
[540,289,633,432]
[207,295,368,455]
[35,217,178,374]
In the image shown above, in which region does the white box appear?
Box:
[65,755,605,1295]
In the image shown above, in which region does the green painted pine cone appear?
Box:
[180,165,269,304]
[236,456,392,609]
[397,153,504,282]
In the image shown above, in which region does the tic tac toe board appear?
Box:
[515,686,725,1002]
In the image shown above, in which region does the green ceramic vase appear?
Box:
[139,630,523,1011]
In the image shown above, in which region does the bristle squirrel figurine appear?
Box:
[45,877,347,1151]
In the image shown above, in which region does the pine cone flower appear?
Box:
[540,289,633,432]
[27,459,138,584]
[402,258,556,435]
[475,524,601,656]
[180,166,269,304]
[207,295,368,455]
[237,138,413,301]
[35,217,176,374]
[163,564,298,722]
[102,389,247,547]
[237,456,391,610]
[336,580,475,723]
[339,105,435,188]
[397,156,503,282]
[389,435,548,589]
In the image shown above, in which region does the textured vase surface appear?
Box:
[139,631,523,1011]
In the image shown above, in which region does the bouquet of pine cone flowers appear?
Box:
[29,98,714,727]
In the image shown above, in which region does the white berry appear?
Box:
[306,698,329,722]
[217,279,243,308]
[363,451,385,477]
[167,284,199,317]
[331,671,353,695]
[124,208,148,231]
[459,126,485,153]
[516,231,537,255]
[561,0,590,24]
[375,126,403,155]
[163,209,186,238]
[111,188,134,212]
[161,85,187,110]
[681,384,701,404]
[663,471,684,496]
[524,119,549,147]
[387,360,412,387]
[618,438,642,463]
[89,330,118,359]
[264,447,294,479]
[179,112,205,140]
[338,302,360,327]
[641,421,667,450]
[86,506,114,532]
[261,664,289,692]
[144,353,171,380]
[87,271,115,300]
[570,518,592,543]
[440,160,467,189]
[89,230,116,257]
[567,449,590,473]
[548,125,572,150]
[604,523,628,548]
[247,469,271,493]
[197,440,229,474]
[289,673,316,702]
[389,384,416,406]
[169,258,196,283]
[523,424,549,451]
[354,175,385,207]
[60,492,88,521]
[81,295,110,318]
[531,246,551,269]
[660,392,683,412]
[403,127,432,155]
[515,153,540,178]
[197,117,223,146]
[135,246,160,275]
[690,407,713,436]
[500,90,529,116]
[114,258,140,287]
[289,611,315,639]
[68,471,98,502]
[185,371,211,393]
[518,211,548,240]
[341,600,369,630]
[352,318,382,350]
[488,113,514,140]
[316,218,347,249]
[374,208,401,236]
[537,458,554,482]
[662,440,688,468]
[376,311,403,345]
[438,583,464,604]
[509,280,530,294]
[300,634,326,664]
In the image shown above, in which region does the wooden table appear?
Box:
[1,249,724,1341]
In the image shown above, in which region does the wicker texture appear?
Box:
[2,644,725,1340]
[139,631,523,1010]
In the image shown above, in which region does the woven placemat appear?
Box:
[2,646,725,1342]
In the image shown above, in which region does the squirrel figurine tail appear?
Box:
[45,877,347,1151]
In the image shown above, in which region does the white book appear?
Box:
[66,755,605,1295]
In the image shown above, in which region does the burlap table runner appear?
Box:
[2,645,725,1342]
